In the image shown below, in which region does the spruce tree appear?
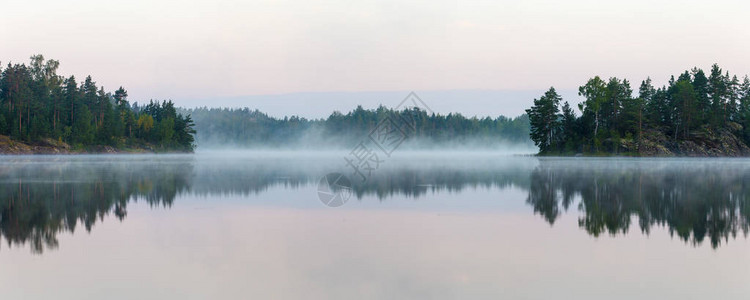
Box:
[526,87,562,153]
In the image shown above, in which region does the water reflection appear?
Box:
[1,155,749,253]
[527,159,750,248]
[0,157,193,253]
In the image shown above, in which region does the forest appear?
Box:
[181,106,530,148]
[527,64,750,155]
[0,55,195,152]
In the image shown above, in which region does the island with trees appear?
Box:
[527,64,750,156]
[0,55,195,154]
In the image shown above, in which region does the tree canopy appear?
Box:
[0,55,195,152]
[527,64,750,155]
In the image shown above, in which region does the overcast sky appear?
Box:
[2,0,750,117]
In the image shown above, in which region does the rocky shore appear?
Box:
[619,123,750,157]
[0,135,155,155]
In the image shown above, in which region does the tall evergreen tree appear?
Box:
[708,64,728,126]
[526,87,562,153]
[737,76,750,142]
[669,79,698,139]
[560,101,578,151]
[691,68,710,124]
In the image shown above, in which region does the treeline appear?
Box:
[527,64,750,154]
[180,106,530,147]
[0,55,195,151]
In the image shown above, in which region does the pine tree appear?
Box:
[737,76,750,143]
[669,79,698,139]
[708,64,728,127]
[560,101,577,152]
[691,68,710,124]
[526,87,562,153]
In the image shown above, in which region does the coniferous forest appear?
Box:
[527,64,750,156]
[0,55,195,152]
[180,106,530,148]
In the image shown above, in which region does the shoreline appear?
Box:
[0,135,191,155]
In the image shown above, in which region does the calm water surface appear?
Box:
[1,152,749,299]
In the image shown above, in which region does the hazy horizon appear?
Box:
[3,0,750,116]
[176,89,583,119]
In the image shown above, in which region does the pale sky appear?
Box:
[2,0,750,116]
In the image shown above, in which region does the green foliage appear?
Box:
[578,76,607,139]
[180,105,530,147]
[72,105,95,145]
[739,76,750,142]
[560,101,578,152]
[0,55,195,152]
[526,87,561,153]
[0,112,7,133]
[529,64,750,155]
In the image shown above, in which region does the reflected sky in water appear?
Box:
[1,153,749,299]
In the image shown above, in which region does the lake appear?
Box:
[1,152,749,299]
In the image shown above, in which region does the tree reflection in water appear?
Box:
[1,156,749,253]
[527,158,750,248]
[0,157,193,254]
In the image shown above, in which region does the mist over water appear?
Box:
[194,141,539,156]
[1,152,748,250]
[182,102,533,152]
[2,152,749,299]
[192,131,538,152]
